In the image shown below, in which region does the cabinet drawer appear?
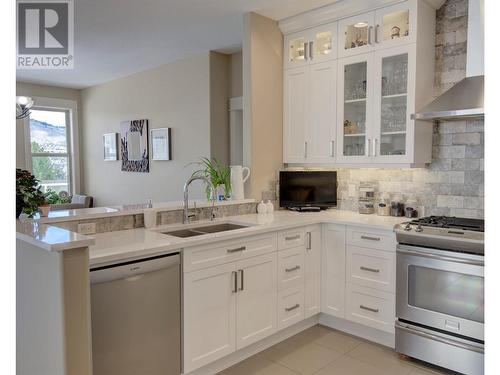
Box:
[346,227,396,252]
[278,285,305,330]
[346,246,395,293]
[278,246,305,291]
[345,284,395,333]
[278,228,306,250]
[183,234,277,272]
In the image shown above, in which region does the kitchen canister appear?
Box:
[257,200,267,214]
[230,166,251,200]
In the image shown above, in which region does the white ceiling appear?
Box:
[16,0,337,89]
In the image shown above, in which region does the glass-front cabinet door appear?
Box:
[338,13,375,58]
[308,22,338,63]
[373,45,415,163]
[337,54,373,163]
[284,32,308,69]
[374,2,415,47]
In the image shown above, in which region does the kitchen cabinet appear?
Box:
[338,1,415,58]
[183,240,277,372]
[236,253,277,349]
[337,43,431,165]
[284,22,338,69]
[284,60,337,163]
[183,263,236,372]
[304,225,321,318]
[321,224,346,318]
[282,0,436,167]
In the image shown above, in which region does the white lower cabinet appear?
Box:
[304,225,321,318]
[183,262,237,373]
[345,283,396,334]
[183,224,397,372]
[321,223,346,318]
[235,253,277,349]
[278,285,305,329]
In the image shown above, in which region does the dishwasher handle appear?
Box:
[90,252,180,284]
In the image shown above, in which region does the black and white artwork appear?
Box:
[103,133,118,161]
[151,128,172,161]
[120,119,149,172]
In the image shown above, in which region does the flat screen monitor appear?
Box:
[279,171,337,209]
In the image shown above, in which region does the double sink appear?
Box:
[161,222,251,238]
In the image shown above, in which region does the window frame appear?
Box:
[25,97,80,195]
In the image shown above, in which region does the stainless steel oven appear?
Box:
[395,241,484,375]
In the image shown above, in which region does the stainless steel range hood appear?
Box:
[412,75,484,121]
[413,0,484,122]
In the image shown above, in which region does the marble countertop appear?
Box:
[89,210,406,266]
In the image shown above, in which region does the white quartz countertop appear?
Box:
[89,210,406,267]
[16,220,95,252]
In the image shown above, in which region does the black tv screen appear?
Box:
[279,171,337,209]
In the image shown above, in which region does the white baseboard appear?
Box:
[318,313,395,348]
[183,316,319,375]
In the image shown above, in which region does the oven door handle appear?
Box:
[395,322,484,354]
[396,248,484,266]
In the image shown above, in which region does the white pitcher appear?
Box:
[230,166,250,200]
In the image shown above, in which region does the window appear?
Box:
[29,108,72,194]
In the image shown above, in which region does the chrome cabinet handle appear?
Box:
[360,304,379,313]
[368,26,373,45]
[361,235,381,241]
[330,140,335,157]
[309,41,314,60]
[238,269,244,291]
[375,24,380,43]
[373,138,378,156]
[304,142,308,158]
[285,265,301,273]
[366,139,371,156]
[285,303,300,312]
[285,234,301,241]
[306,232,312,250]
[360,266,380,273]
[304,42,308,60]
[227,246,246,253]
[232,271,237,293]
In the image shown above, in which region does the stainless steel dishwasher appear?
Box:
[90,252,181,375]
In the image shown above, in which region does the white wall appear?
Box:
[81,53,212,206]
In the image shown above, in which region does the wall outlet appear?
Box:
[78,222,96,235]
[348,184,357,198]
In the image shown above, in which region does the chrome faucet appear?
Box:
[183,175,216,224]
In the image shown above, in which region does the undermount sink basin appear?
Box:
[161,223,250,238]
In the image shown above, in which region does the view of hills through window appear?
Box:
[29,109,70,193]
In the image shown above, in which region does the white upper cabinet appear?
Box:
[336,53,374,164]
[338,13,376,58]
[284,22,337,69]
[282,0,436,167]
[284,60,337,164]
[338,2,415,58]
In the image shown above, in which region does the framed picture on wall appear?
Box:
[103,133,119,161]
[151,128,172,161]
[120,119,149,172]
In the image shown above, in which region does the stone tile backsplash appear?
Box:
[50,202,257,234]
[336,0,484,219]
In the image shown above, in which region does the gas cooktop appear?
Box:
[394,216,484,255]
[409,216,484,232]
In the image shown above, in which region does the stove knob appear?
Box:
[404,223,412,231]
[415,225,423,233]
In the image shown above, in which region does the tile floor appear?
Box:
[218,325,456,375]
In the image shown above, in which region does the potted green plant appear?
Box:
[16,169,46,218]
[191,157,231,200]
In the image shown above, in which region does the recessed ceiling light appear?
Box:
[354,22,368,28]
